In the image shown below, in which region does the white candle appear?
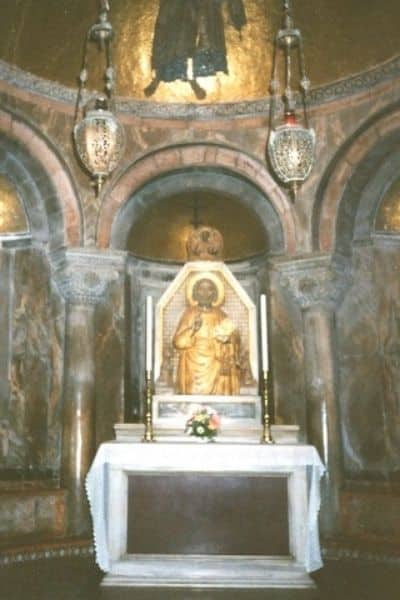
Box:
[145,296,153,373]
[260,294,269,373]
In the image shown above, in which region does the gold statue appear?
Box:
[173,272,241,395]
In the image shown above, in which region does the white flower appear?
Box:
[214,318,235,338]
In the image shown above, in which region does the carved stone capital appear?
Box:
[51,249,127,305]
[271,254,351,310]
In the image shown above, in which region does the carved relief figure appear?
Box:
[173,273,241,395]
[186,226,224,261]
[145,0,247,99]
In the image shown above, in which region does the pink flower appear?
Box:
[209,413,221,430]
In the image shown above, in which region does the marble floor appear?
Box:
[0,556,400,600]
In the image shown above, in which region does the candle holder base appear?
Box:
[142,371,155,443]
[260,371,274,445]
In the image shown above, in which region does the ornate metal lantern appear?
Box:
[73,1,125,195]
[267,0,315,199]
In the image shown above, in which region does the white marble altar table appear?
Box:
[86,442,325,588]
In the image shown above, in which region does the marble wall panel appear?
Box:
[45,281,65,473]
[0,489,65,538]
[337,245,400,478]
[95,275,126,446]
[373,243,400,473]
[341,488,400,543]
[5,247,64,474]
[34,490,65,536]
[0,495,35,535]
[269,273,306,434]
[339,356,387,475]
[0,250,11,459]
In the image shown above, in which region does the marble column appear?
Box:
[275,255,350,536]
[62,301,96,535]
[53,249,126,536]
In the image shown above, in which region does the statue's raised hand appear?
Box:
[192,314,203,332]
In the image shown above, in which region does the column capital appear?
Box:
[270,253,351,310]
[51,248,127,304]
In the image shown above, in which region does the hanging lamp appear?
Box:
[267,0,315,199]
[73,0,125,195]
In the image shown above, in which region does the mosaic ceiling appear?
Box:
[1,0,400,103]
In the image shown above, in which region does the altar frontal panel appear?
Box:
[127,473,289,556]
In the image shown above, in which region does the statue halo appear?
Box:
[186,272,225,308]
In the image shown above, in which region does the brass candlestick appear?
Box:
[142,370,155,442]
[261,370,274,444]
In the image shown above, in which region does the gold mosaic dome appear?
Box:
[1,0,400,103]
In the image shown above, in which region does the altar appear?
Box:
[86,441,325,589]
[85,227,325,589]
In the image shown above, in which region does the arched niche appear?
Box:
[100,144,297,425]
[336,132,400,254]
[313,106,400,255]
[0,109,81,249]
[110,168,284,261]
[97,143,296,255]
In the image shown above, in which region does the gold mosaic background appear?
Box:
[376,178,400,232]
[0,176,29,235]
[126,192,268,262]
[1,0,400,103]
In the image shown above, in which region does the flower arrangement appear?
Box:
[185,406,221,441]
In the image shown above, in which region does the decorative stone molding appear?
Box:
[0,543,94,566]
[51,249,127,305]
[322,544,400,565]
[1,56,400,119]
[372,232,400,249]
[271,254,351,310]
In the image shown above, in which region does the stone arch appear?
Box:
[110,169,284,260]
[314,105,400,255]
[0,107,82,249]
[97,143,297,255]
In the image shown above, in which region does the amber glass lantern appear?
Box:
[267,0,315,199]
[73,1,125,194]
[74,96,125,194]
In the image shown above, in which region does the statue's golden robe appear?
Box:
[173,306,240,395]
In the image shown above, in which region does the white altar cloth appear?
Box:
[86,442,325,576]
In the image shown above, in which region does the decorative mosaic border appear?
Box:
[1,56,400,119]
[322,545,400,565]
[2,542,399,566]
[0,542,94,566]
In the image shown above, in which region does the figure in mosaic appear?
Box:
[145,0,247,99]
[173,273,241,395]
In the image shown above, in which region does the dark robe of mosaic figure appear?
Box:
[145,0,247,99]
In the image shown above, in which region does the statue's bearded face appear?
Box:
[193,279,218,308]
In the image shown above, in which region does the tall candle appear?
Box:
[145,296,153,373]
[260,294,269,373]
